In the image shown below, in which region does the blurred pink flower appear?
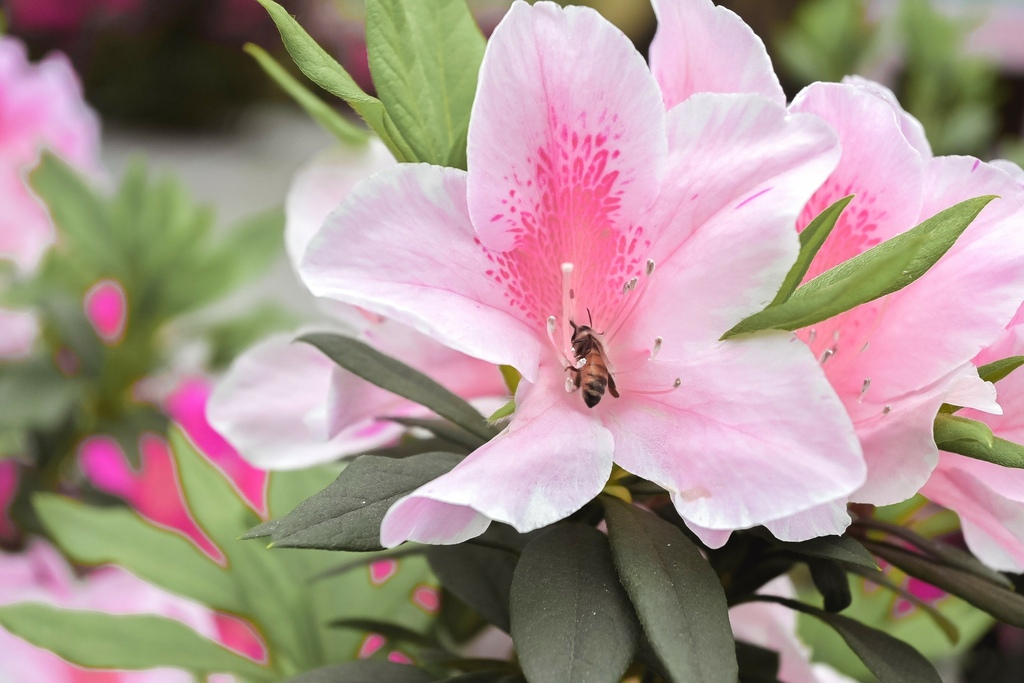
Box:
[0,308,39,360]
[0,461,18,542]
[6,0,141,34]
[84,279,128,346]
[0,539,216,682]
[208,140,507,471]
[301,1,862,547]
[0,35,101,272]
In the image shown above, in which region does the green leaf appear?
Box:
[254,0,415,162]
[384,416,488,451]
[724,195,996,338]
[427,525,523,632]
[329,618,436,647]
[776,534,878,571]
[807,559,852,613]
[863,539,1024,628]
[510,524,639,683]
[0,603,271,680]
[603,498,737,683]
[0,362,83,431]
[771,195,854,305]
[300,332,497,442]
[753,596,942,683]
[33,493,243,614]
[736,641,781,683]
[245,43,369,146]
[287,661,436,682]
[977,355,1024,384]
[365,0,484,167]
[934,413,1024,468]
[246,452,462,551]
[844,565,959,644]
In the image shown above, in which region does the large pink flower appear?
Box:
[650,0,1024,538]
[208,140,507,470]
[0,36,101,272]
[0,540,216,681]
[301,1,863,547]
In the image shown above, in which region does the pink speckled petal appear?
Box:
[607,335,863,532]
[624,92,839,352]
[301,164,546,381]
[381,366,614,546]
[466,1,666,256]
[650,0,785,108]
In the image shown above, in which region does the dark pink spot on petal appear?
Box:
[736,187,772,210]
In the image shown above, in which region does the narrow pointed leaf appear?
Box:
[33,493,242,614]
[300,332,496,442]
[510,524,639,683]
[978,355,1024,384]
[244,43,369,145]
[248,452,462,551]
[724,195,996,338]
[934,413,1024,468]
[254,0,414,161]
[603,497,737,682]
[0,604,272,680]
[807,559,852,613]
[863,540,1024,628]
[777,534,878,570]
[366,0,484,167]
[329,619,436,647]
[771,195,854,305]
[752,596,942,683]
[844,564,959,644]
[384,416,487,451]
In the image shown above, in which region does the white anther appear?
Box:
[858,378,871,403]
[575,357,587,369]
[561,262,574,275]
[672,377,682,388]
[861,342,870,353]
[883,405,891,415]
[623,277,638,294]
[547,316,557,335]
[565,377,575,393]
[646,259,656,277]
[808,328,817,344]
[819,347,835,364]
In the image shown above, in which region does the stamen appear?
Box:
[623,377,682,396]
[808,328,817,344]
[575,357,587,369]
[882,404,891,415]
[547,315,573,367]
[561,263,575,338]
[606,258,658,343]
[565,377,575,393]
[622,277,638,294]
[819,346,835,364]
[646,259,656,276]
[649,337,663,361]
[858,377,871,403]
[861,342,870,353]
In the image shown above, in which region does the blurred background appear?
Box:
[4,1,1024,681]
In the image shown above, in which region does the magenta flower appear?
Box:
[301,1,864,547]
[209,140,507,470]
[0,36,101,272]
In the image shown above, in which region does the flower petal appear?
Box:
[841,76,932,158]
[624,93,839,351]
[607,334,864,531]
[763,500,852,542]
[284,139,395,271]
[381,365,614,546]
[207,335,404,469]
[467,0,666,253]
[0,307,38,359]
[649,0,785,108]
[301,164,546,380]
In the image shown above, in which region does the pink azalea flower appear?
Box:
[301,1,863,547]
[649,0,1024,539]
[0,539,217,682]
[730,577,856,683]
[923,288,1024,571]
[0,36,101,272]
[208,140,507,470]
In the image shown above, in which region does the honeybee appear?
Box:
[568,318,619,408]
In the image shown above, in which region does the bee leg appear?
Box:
[607,373,620,399]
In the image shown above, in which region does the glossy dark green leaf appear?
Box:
[427,526,523,632]
[0,604,271,680]
[863,540,1024,628]
[365,0,484,167]
[978,356,1024,384]
[245,452,461,551]
[753,596,942,683]
[254,0,414,161]
[774,534,878,570]
[287,660,436,682]
[808,559,852,612]
[385,416,488,451]
[736,640,781,683]
[771,195,854,305]
[444,673,525,683]
[724,195,995,338]
[603,498,737,682]
[301,332,496,442]
[245,43,369,145]
[934,413,1024,468]
[510,524,639,683]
